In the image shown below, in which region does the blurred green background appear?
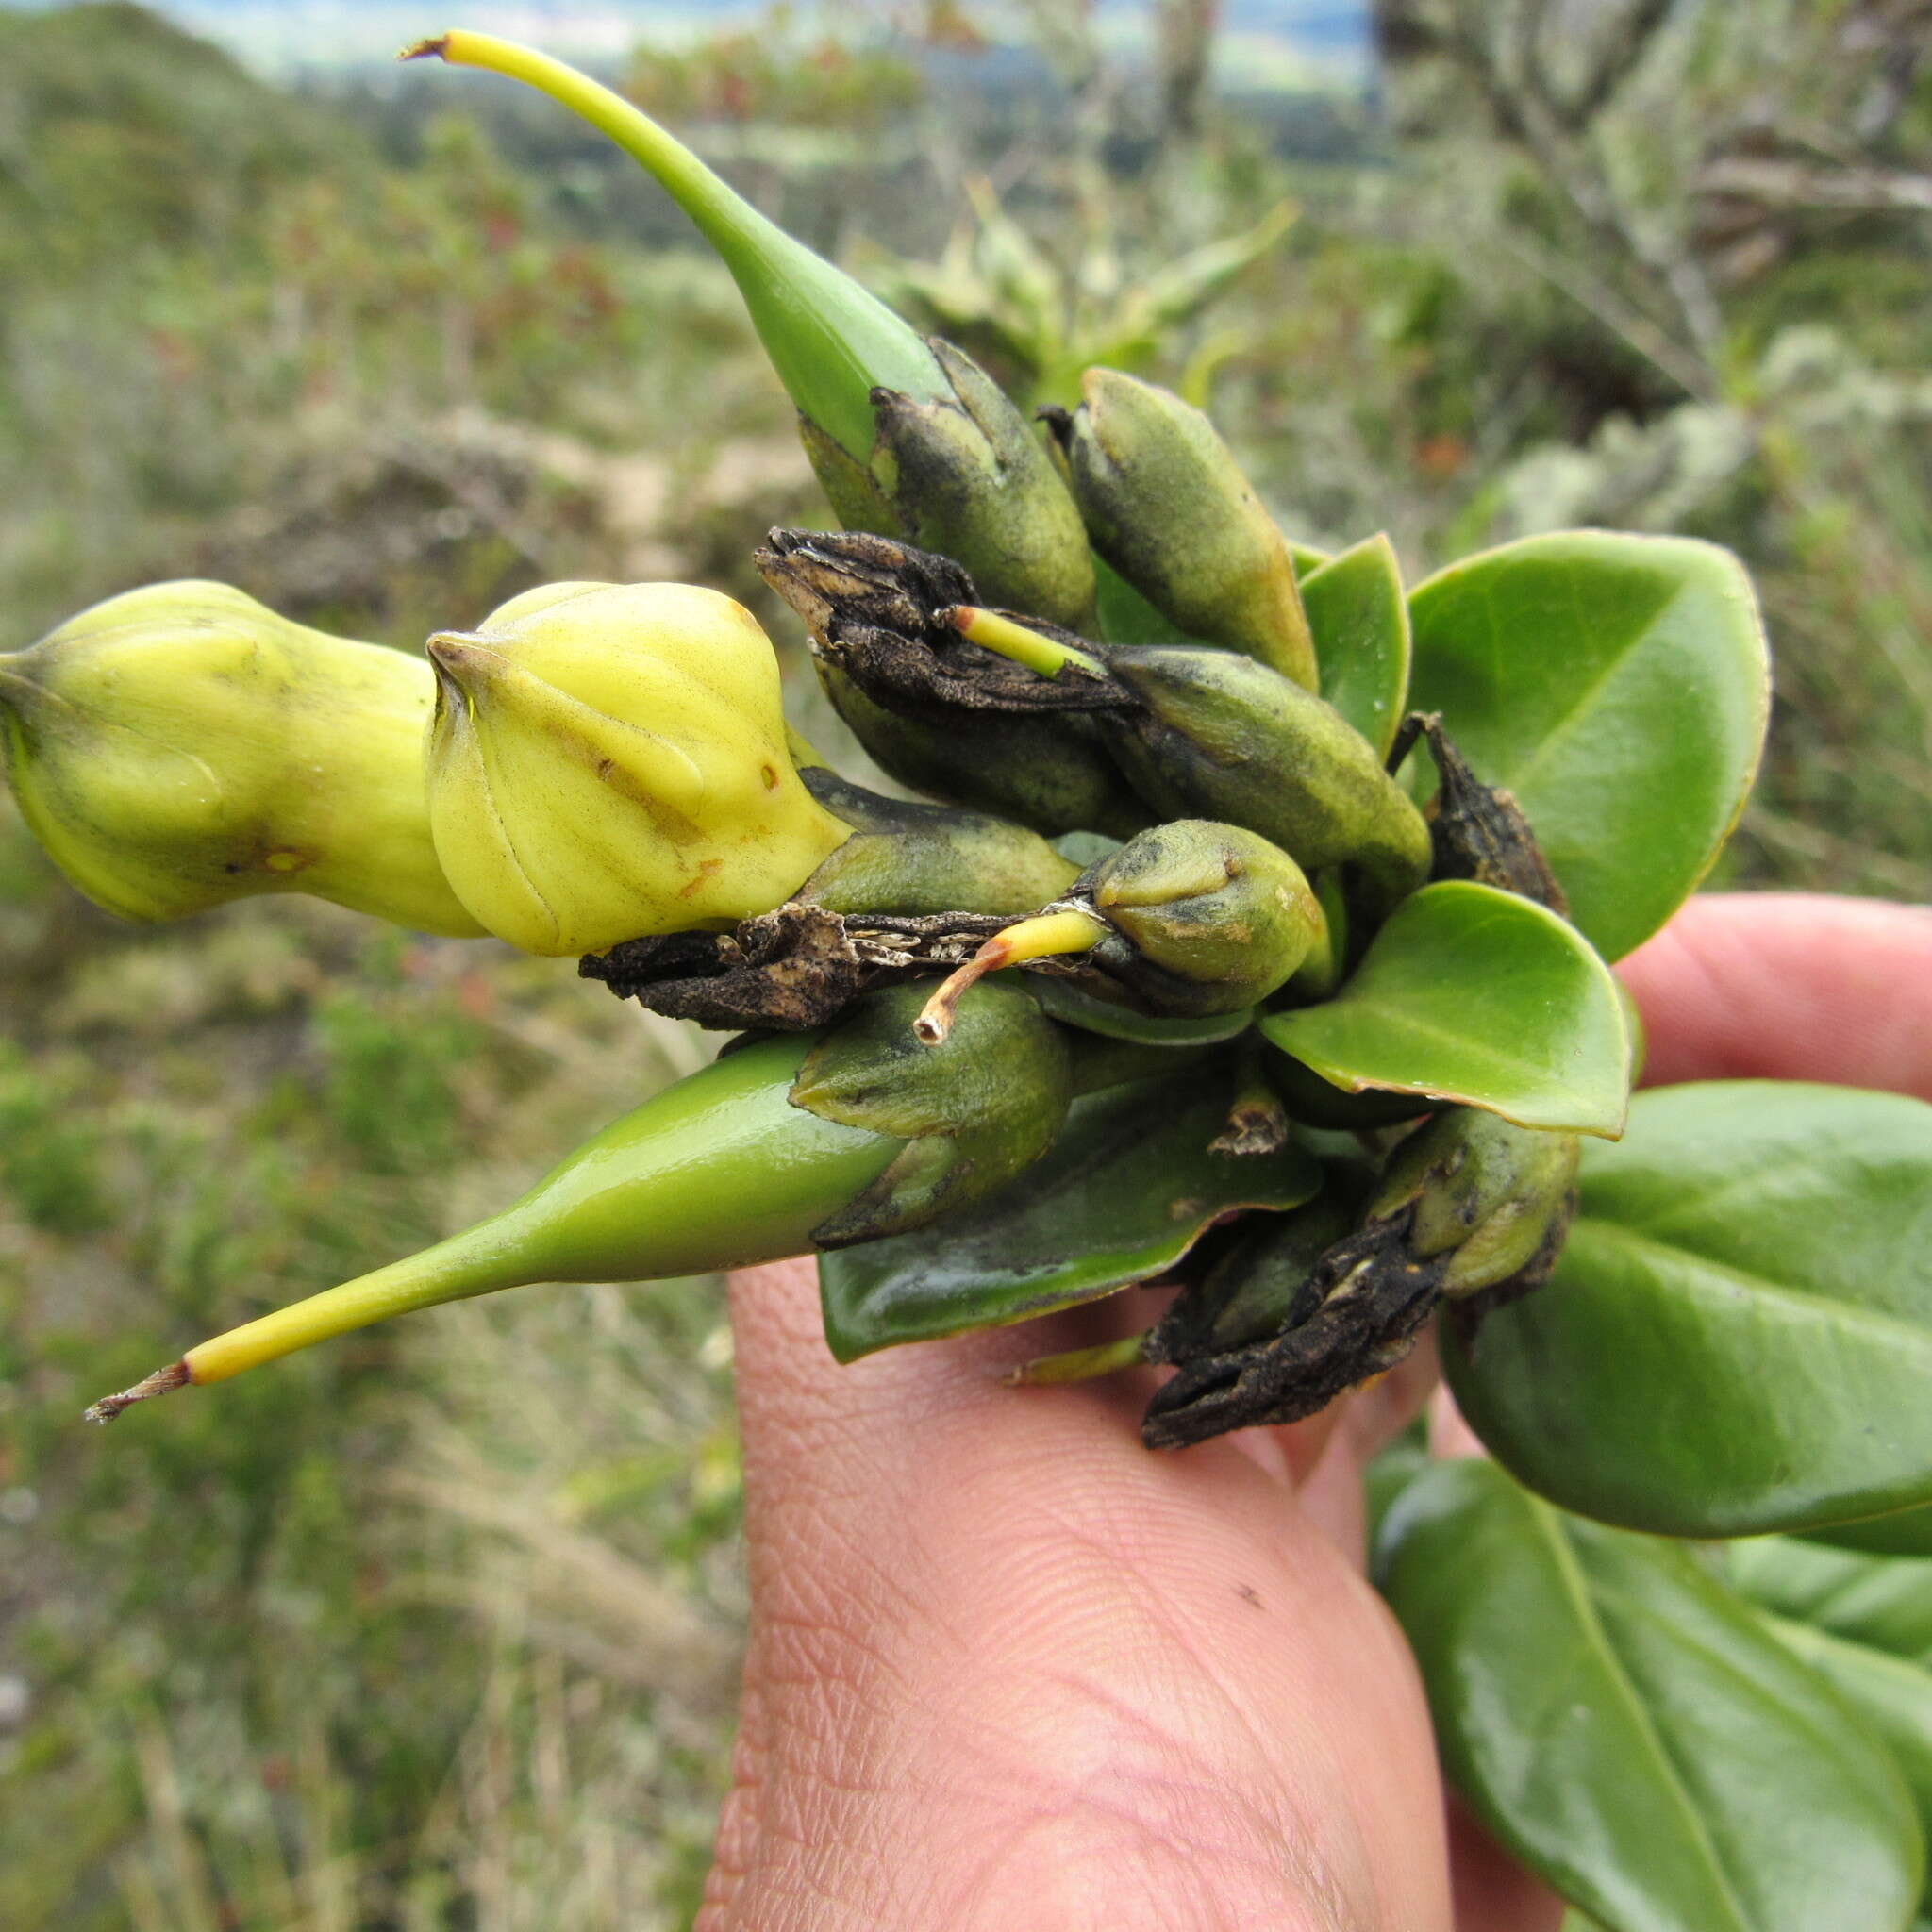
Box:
[1,1,1926,1923]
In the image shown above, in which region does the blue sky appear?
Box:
[75,0,1372,85]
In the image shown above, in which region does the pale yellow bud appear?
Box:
[425,581,850,956]
[0,581,480,935]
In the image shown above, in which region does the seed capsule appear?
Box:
[1043,368,1318,688]
[1140,1111,1580,1448]
[0,580,480,935]
[425,580,851,957]
[758,528,1149,839]
[86,980,1071,1419]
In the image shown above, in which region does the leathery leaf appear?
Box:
[1376,1459,1923,1932]
[817,1067,1319,1360]
[1443,1082,1932,1537]
[1298,533,1410,759]
[1261,880,1630,1138]
[1406,531,1769,962]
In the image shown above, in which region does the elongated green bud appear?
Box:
[758,529,1149,839]
[425,580,850,956]
[1,581,481,935]
[403,37,1096,631]
[1043,369,1318,689]
[1369,1108,1581,1295]
[404,30,944,463]
[85,981,1071,1419]
[931,588,1428,917]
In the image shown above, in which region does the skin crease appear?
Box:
[704,892,1932,1932]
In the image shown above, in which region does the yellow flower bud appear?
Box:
[425,581,851,956]
[0,581,481,935]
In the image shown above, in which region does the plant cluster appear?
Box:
[8,27,1932,1929]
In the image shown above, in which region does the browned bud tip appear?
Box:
[397,35,453,62]
[913,935,1011,1045]
[85,1359,191,1424]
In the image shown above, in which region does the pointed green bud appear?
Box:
[425,580,850,957]
[405,40,1097,629]
[405,30,945,465]
[0,581,481,935]
[1082,821,1326,1013]
[1043,369,1318,689]
[1369,1109,1581,1295]
[866,339,1096,629]
[86,984,1073,1419]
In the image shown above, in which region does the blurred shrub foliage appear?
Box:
[0,0,1925,1922]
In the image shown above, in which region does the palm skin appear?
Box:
[702,893,1932,1931]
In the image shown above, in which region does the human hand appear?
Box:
[701,892,1932,1932]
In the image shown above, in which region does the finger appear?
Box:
[1619,893,1932,1095]
[1447,1795,1568,1932]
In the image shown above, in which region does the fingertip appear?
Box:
[1618,892,1932,1095]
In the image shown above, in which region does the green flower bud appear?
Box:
[1043,369,1318,689]
[404,40,1096,634]
[758,529,1151,839]
[425,580,851,957]
[87,980,1072,1421]
[1368,1108,1581,1296]
[805,338,1098,631]
[0,581,481,935]
[910,820,1326,1044]
[1082,821,1327,1013]
[791,979,1072,1244]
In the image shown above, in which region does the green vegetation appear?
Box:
[2,0,1925,1920]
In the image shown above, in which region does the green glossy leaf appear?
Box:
[1377,1459,1924,1932]
[1260,881,1630,1137]
[1299,533,1410,759]
[1407,532,1770,961]
[1728,1538,1932,1666]
[1290,540,1333,579]
[817,1071,1320,1360]
[1757,1612,1932,1859]
[1443,1082,1932,1536]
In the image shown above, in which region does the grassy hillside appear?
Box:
[1,1,1926,1922]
